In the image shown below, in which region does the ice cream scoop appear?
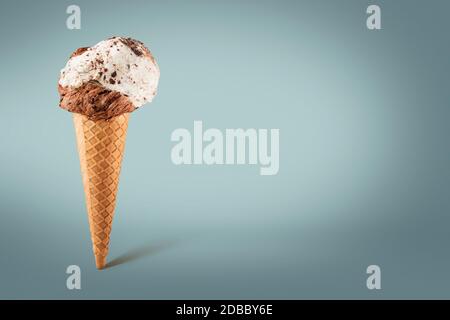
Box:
[59,36,160,120]
[58,37,159,269]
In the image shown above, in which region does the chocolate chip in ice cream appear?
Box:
[118,37,146,56]
[70,47,89,58]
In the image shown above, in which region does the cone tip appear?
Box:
[95,255,107,270]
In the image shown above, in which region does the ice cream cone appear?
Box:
[73,113,129,269]
[59,37,159,269]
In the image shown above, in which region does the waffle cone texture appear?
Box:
[73,113,129,269]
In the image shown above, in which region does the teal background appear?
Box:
[0,0,449,299]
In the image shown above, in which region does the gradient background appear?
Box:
[0,0,449,299]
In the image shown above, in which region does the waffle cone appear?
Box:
[73,113,129,269]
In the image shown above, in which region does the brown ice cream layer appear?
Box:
[59,81,136,120]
